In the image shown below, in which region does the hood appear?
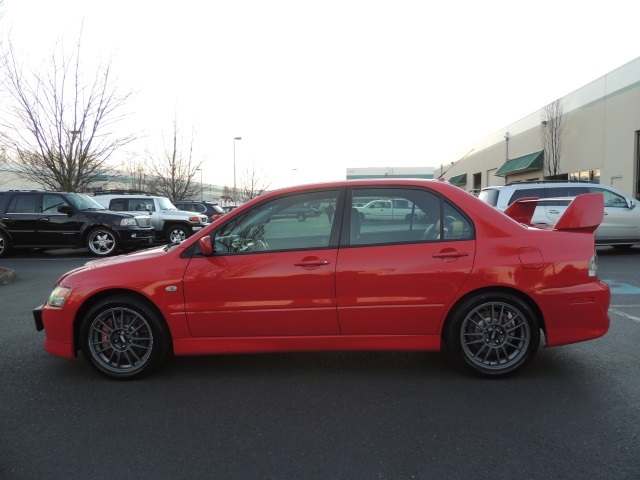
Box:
[56,245,170,284]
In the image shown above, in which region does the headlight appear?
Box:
[48,285,71,307]
[188,216,201,223]
[588,254,598,277]
[119,218,137,226]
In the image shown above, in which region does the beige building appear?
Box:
[436,56,640,199]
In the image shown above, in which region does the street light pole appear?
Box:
[233,137,241,202]
[197,168,203,200]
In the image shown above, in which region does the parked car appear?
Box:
[356,198,428,222]
[93,191,209,244]
[33,179,610,379]
[270,204,320,221]
[173,200,225,222]
[0,190,154,258]
[478,181,640,248]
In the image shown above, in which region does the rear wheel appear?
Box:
[0,230,10,258]
[80,296,170,379]
[445,292,540,376]
[296,213,307,222]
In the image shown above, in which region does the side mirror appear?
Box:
[58,205,73,215]
[199,236,213,255]
[629,199,636,209]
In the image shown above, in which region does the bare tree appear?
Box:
[237,166,271,203]
[146,115,203,201]
[221,185,234,204]
[0,32,135,192]
[541,99,565,178]
[115,157,154,192]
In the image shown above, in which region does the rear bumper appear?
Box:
[536,280,610,347]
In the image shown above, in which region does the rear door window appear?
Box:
[508,187,545,205]
[6,194,38,213]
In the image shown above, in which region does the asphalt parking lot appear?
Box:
[0,246,639,479]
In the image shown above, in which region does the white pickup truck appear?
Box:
[356,199,425,221]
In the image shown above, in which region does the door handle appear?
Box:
[39,217,50,222]
[294,259,330,267]
[432,250,469,259]
[548,210,560,214]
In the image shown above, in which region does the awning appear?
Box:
[495,151,543,176]
[449,173,467,185]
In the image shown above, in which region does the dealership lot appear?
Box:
[0,246,639,478]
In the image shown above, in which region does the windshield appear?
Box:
[157,197,177,210]
[66,193,107,211]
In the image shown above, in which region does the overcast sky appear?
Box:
[3,0,640,189]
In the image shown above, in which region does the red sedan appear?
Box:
[33,180,610,379]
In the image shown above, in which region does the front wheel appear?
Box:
[80,296,170,379]
[166,225,190,244]
[445,292,540,376]
[87,228,118,256]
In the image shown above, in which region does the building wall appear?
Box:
[437,56,640,198]
[346,166,434,179]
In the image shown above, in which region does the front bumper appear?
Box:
[118,229,156,246]
[33,303,76,358]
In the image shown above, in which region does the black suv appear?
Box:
[172,200,225,222]
[0,190,155,257]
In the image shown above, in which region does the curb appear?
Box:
[0,267,17,286]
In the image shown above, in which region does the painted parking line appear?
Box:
[601,279,640,295]
[609,305,640,325]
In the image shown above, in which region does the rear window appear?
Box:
[478,188,500,206]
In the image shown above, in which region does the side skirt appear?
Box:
[173,335,441,356]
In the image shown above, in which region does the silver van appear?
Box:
[479,181,640,248]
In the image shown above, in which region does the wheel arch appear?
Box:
[441,286,546,342]
[72,288,173,356]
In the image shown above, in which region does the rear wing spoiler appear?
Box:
[503,193,604,233]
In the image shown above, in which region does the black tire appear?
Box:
[87,228,119,256]
[80,295,170,379]
[0,230,11,258]
[296,213,306,222]
[445,292,540,377]
[166,224,190,244]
